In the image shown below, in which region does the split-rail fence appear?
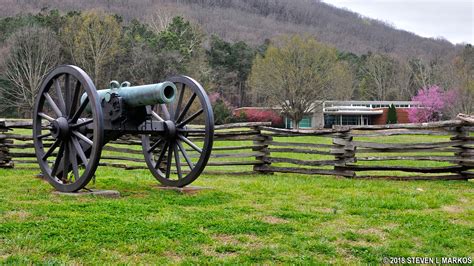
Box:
[1,115,473,181]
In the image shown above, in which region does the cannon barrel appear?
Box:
[82,80,177,108]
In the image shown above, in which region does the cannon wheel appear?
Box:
[141,76,214,187]
[33,65,104,192]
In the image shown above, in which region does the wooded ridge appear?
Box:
[1,0,460,59]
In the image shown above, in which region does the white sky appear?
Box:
[322,0,473,44]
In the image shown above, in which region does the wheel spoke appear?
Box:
[37,132,52,139]
[154,141,169,169]
[178,135,202,153]
[64,74,71,115]
[165,142,173,179]
[176,93,196,123]
[71,119,93,129]
[174,83,185,121]
[69,140,80,182]
[44,92,63,117]
[147,138,163,153]
[161,104,170,120]
[69,80,81,117]
[173,143,182,179]
[176,140,194,169]
[71,96,88,122]
[71,136,88,165]
[54,78,67,115]
[51,142,65,177]
[38,112,54,122]
[151,110,165,122]
[62,138,70,182]
[177,108,203,128]
[72,131,93,146]
[42,138,61,160]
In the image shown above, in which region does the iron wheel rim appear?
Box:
[141,75,214,187]
[33,65,104,192]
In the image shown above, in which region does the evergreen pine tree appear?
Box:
[386,104,398,124]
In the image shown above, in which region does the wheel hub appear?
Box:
[163,120,177,139]
[50,117,70,139]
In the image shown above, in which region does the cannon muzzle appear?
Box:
[81,80,177,108]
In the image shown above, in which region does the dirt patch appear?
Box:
[458,197,469,203]
[357,228,386,240]
[204,234,269,259]
[163,251,182,263]
[214,234,240,245]
[201,244,238,259]
[212,234,263,250]
[382,223,399,229]
[449,218,472,226]
[441,198,472,214]
[314,207,337,213]
[334,247,358,263]
[262,216,288,224]
[441,205,464,214]
[297,204,336,214]
[3,210,31,221]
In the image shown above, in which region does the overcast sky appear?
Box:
[322,0,473,44]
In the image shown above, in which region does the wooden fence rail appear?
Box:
[1,117,473,181]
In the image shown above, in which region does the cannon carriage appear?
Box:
[33,65,214,192]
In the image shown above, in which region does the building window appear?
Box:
[285,116,312,129]
[285,117,292,128]
[324,114,372,128]
[324,114,336,128]
[299,116,312,128]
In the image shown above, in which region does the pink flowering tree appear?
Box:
[408,85,457,123]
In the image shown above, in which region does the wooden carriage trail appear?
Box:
[1,116,474,181]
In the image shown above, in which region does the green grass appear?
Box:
[1,167,473,264]
[2,129,473,263]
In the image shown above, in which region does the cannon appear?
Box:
[33,65,214,192]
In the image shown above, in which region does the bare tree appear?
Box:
[249,35,352,128]
[147,8,173,34]
[329,61,354,101]
[0,26,60,117]
[361,53,400,100]
[410,58,433,88]
[61,10,121,88]
[452,45,474,115]
[394,58,413,100]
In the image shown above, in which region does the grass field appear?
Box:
[1,165,473,264]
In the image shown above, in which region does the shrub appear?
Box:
[209,92,243,125]
[235,108,284,127]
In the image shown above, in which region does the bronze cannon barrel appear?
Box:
[81,80,177,108]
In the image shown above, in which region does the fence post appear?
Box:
[331,129,356,177]
[0,120,13,168]
[252,125,272,174]
[453,125,473,179]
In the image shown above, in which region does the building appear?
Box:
[319,100,419,128]
[235,100,419,129]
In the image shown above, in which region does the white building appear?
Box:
[283,100,419,128]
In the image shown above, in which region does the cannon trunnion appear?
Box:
[33,65,214,192]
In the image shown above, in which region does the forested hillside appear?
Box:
[0,0,461,59]
[0,0,472,120]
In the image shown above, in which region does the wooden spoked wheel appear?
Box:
[33,65,104,192]
[141,76,214,187]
